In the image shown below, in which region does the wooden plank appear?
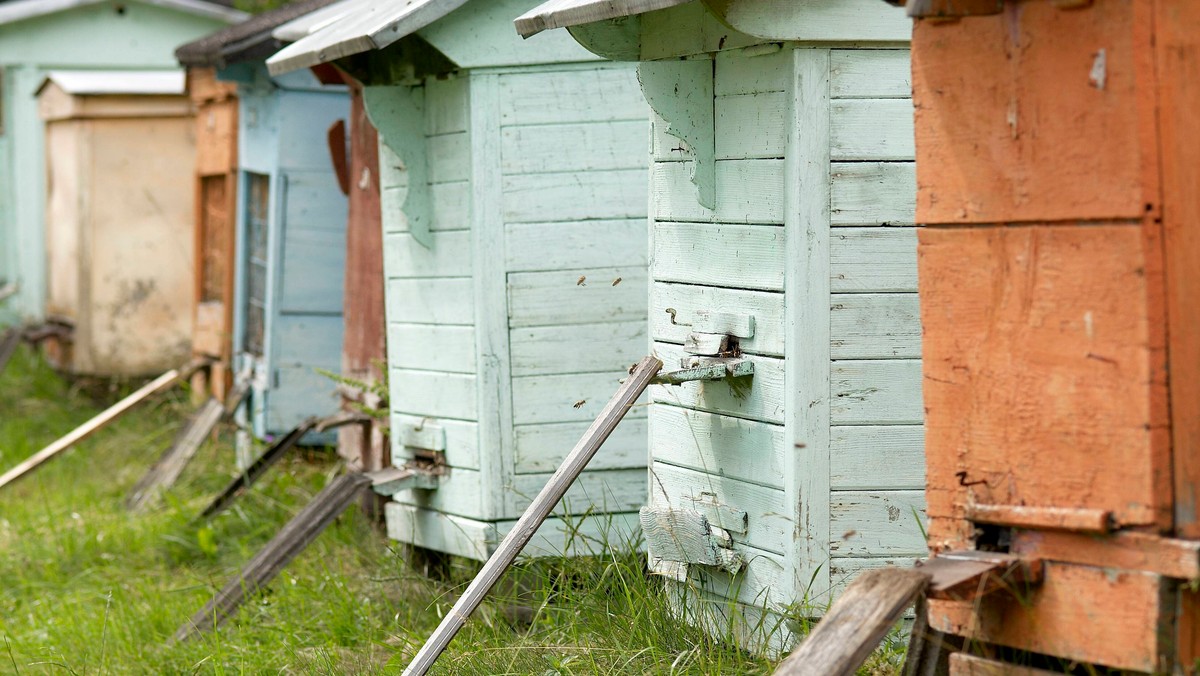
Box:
[1011,529,1200,580]
[829,490,927,556]
[500,120,648,175]
[272,315,343,368]
[715,0,912,44]
[514,418,646,473]
[652,160,786,224]
[917,550,1043,602]
[424,76,468,135]
[1155,0,1200,540]
[505,219,647,272]
[509,468,645,516]
[390,369,478,421]
[966,504,1112,534]
[175,473,372,642]
[830,360,923,425]
[715,47,792,96]
[279,229,347,314]
[831,227,919,293]
[385,502,495,561]
[509,321,646,377]
[282,170,348,230]
[830,50,912,99]
[830,425,925,490]
[0,360,204,491]
[830,99,915,161]
[506,266,646,328]
[830,556,923,599]
[651,282,785,357]
[948,653,1062,676]
[0,328,21,374]
[772,568,929,676]
[381,181,470,234]
[126,398,224,511]
[387,324,475,374]
[502,511,643,559]
[402,357,661,675]
[386,278,474,325]
[830,293,921,360]
[504,222,648,274]
[715,92,788,160]
[426,132,469,184]
[927,562,1173,672]
[650,344,785,425]
[652,222,785,291]
[830,162,916,227]
[649,405,786,490]
[512,371,649,426]
[649,461,789,555]
[200,417,319,519]
[502,168,647,223]
[387,467,489,521]
[498,67,646,126]
[469,71,510,524]
[382,230,471,278]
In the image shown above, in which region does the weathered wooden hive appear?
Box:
[0,0,243,327]
[37,70,197,376]
[184,66,239,396]
[178,1,350,450]
[517,0,924,650]
[268,0,651,559]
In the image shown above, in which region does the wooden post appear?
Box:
[402,356,662,676]
[0,359,206,491]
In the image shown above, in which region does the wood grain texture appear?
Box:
[947,653,1061,676]
[509,321,646,377]
[500,120,648,175]
[830,425,925,490]
[927,562,1173,673]
[773,567,928,676]
[514,418,646,473]
[830,227,918,293]
[1011,529,1200,580]
[512,370,648,426]
[830,293,920,359]
[386,278,474,325]
[830,162,916,226]
[650,460,788,555]
[651,282,785,357]
[652,160,785,224]
[505,219,647,272]
[498,66,646,126]
[911,0,1154,223]
[830,50,911,99]
[919,226,1171,546]
[650,344,784,425]
[507,266,646,328]
[387,324,475,374]
[652,221,784,291]
[829,99,915,161]
[502,168,647,223]
[830,360,923,425]
[1155,0,1200,540]
[829,490,927,556]
[649,405,786,489]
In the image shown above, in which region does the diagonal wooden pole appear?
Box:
[403,355,662,676]
[0,359,207,491]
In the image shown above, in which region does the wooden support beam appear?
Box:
[0,359,206,491]
[126,398,225,511]
[199,417,320,519]
[221,376,251,420]
[173,472,372,641]
[200,413,378,519]
[948,653,1065,676]
[773,568,931,676]
[402,356,663,676]
[653,358,753,385]
[1011,529,1200,580]
[0,328,21,374]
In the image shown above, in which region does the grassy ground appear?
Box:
[0,348,904,674]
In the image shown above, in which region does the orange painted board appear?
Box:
[1011,529,1200,580]
[1154,0,1200,539]
[928,562,1174,673]
[919,225,1171,548]
[948,653,1060,676]
[911,0,1154,224]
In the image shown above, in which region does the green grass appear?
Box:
[0,347,903,674]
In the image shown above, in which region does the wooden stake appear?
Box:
[402,356,662,676]
[173,472,372,642]
[0,359,206,491]
[773,568,930,676]
[126,398,225,511]
[0,328,21,374]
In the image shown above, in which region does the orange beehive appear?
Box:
[908,0,1200,671]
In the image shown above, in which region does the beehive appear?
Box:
[517,0,923,651]
[268,0,650,560]
[38,70,196,376]
[0,0,241,327]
